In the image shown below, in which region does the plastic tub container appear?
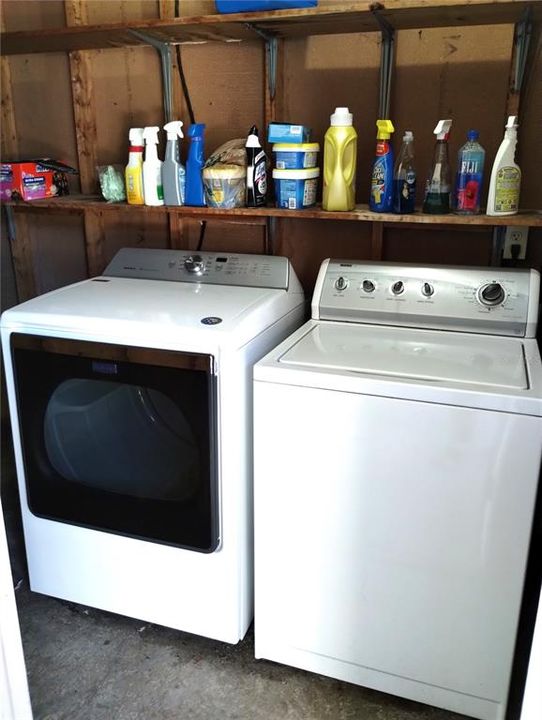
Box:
[273,143,320,170]
[202,165,245,208]
[273,168,319,209]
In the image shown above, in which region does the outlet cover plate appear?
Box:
[503,225,529,260]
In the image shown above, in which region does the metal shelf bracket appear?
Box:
[129,29,173,123]
[371,4,395,119]
[246,23,278,101]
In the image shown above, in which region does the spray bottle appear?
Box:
[322,107,357,212]
[423,119,452,214]
[393,131,416,214]
[246,125,268,207]
[487,116,521,216]
[370,119,395,212]
[142,126,164,206]
[185,123,206,206]
[162,121,185,206]
[125,128,145,205]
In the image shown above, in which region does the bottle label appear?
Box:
[393,172,416,213]
[494,166,520,212]
[254,159,267,196]
[371,157,388,206]
[455,160,482,211]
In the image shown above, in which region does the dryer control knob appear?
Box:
[335,276,349,292]
[391,281,404,295]
[184,255,205,275]
[479,282,505,306]
[362,280,375,293]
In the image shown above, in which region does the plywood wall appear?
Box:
[1,0,541,300]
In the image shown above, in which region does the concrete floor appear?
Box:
[2,433,469,720]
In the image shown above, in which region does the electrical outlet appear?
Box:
[503,226,528,260]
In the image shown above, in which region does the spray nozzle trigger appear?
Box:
[433,119,453,140]
[142,126,160,144]
[164,121,184,140]
[376,119,395,139]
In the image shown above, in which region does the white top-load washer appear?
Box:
[1,248,304,643]
[253,259,542,720]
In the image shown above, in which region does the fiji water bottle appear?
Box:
[454,130,485,214]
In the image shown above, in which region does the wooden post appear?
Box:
[65,0,106,275]
[371,222,384,261]
[264,38,283,255]
[1,12,37,300]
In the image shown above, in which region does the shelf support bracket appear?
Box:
[371,4,395,119]
[129,30,174,123]
[512,6,533,95]
[246,23,278,101]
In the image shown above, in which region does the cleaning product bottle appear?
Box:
[322,107,357,212]
[393,130,416,214]
[454,130,485,214]
[125,127,145,205]
[370,119,395,212]
[162,121,185,206]
[246,125,268,207]
[487,116,521,216]
[423,119,453,214]
[142,126,164,207]
[185,123,206,207]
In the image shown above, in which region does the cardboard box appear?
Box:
[0,159,77,201]
[267,122,311,144]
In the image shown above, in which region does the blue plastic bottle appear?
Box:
[453,129,485,214]
[185,123,206,206]
[370,119,394,212]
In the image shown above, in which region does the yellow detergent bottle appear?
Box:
[322,107,357,211]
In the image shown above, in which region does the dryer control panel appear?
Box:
[104,248,291,290]
[314,260,540,337]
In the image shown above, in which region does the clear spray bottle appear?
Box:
[393,131,416,214]
[423,119,452,214]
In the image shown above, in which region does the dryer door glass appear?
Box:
[11,334,219,553]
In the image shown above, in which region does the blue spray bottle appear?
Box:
[370,119,395,212]
[185,123,206,206]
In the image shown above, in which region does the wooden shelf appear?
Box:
[6,195,541,227]
[2,1,540,55]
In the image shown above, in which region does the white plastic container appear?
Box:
[487,115,521,216]
[142,126,164,206]
[273,143,320,170]
[273,167,319,209]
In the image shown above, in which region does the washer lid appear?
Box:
[279,322,528,390]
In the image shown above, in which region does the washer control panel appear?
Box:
[104,248,290,289]
[315,260,539,337]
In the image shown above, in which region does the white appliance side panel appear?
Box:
[254,382,542,713]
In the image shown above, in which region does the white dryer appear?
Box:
[254,260,542,719]
[1,248,304,643]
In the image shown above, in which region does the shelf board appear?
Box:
[5,195,541,227]
[2,1,540,55]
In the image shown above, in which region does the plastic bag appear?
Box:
[97,164,126,202]
[204,139,246,170]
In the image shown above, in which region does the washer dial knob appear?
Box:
[335,276,349,292]
[479,282,506,307]
[391,280,404,295]
[184,255,205,274]
[422,282,434,297]
[362,280,375,293]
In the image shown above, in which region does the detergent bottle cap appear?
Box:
[128,128,144,146]
[376,119,394,139]
[142,126,160,144]
[330,107,353,126]
[188,123,206,138]
[434,119,453,140]
[164,121,184,140]
[403,130,414,142]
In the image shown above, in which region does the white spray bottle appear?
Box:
[142,126,164,206]
[162,121,185,206]
[487,116,521,216]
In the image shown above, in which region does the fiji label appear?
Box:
[455,160,483,211]
[494,166,520,213]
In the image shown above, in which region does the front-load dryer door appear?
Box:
[11,334,219,553]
